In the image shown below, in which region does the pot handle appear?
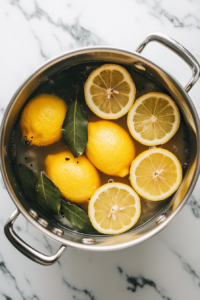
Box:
[135,32,200,93]
[4,209,66,266]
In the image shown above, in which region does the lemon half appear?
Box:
[127,92,180,146]
[130,148,182,201]
[89,183,141,235]
[84,64,136,119]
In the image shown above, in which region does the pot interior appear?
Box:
[1,49,199,249]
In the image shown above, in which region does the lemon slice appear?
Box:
[88,183,141,234]
[84,64,136,119]
[127,92,180,146]
[130,148,182,201]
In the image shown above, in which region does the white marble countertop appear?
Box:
[0,0,200,299]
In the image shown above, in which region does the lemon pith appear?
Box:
[127,92,180,146]
[20,94,67,146]
[45,151,100,203]
[130,148,182,201]
[86,120,135,177]
[88,183,141,234]
[84,64,136,119]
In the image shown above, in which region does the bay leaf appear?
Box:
[18,164,38,201]
[35,172,61,214]
[62,99,88,158]
[61,201,96,233]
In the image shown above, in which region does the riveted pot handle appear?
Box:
[136,32,200,93]
[4,209,66,266]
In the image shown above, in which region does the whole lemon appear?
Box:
[45,151,101,203]
[20,94,67,146]
[86,121,135,177]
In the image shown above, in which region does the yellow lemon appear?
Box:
[45,151,100,203]
[84,64,136,119]
[130,148,182,201]
[20,94,67,146]
[127,92,180,146]
[88,182,141,234]
[86,121,135,177]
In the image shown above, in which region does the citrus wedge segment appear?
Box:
[84,64,136,119]
[127,92,180,146]
[130,148,182,201]
[88,183,141,234]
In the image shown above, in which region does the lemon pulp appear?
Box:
[89,183,141,234]
[84,64,136,119]
[128,92,180,146]
[130,148,182,201]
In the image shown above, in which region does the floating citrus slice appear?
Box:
[130,148,182,201]
[88,183,141,234]
[127,92,180,146]
[84,64,136,119]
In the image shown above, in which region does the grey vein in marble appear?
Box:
[63,278,96,300]
[187,195,200,218]
[43,235,54,254]
[173,251,200,287]
[9,0,106,60]
[135,0,200,29]
[30,29,48,60]
[118,267,172,300]
[43,235,61,266]
[0,254,40,300]
[0,254,26,300]
[1,295,12,300]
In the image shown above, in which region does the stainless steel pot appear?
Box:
[1,32,200,266]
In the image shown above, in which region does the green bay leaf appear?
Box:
[61,201,96,233]
[62,99,88,157]
[35,172,61,215]
[18,164,38,201]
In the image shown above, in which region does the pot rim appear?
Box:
[1,45,200,251]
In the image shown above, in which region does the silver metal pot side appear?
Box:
[0,33,200,266]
